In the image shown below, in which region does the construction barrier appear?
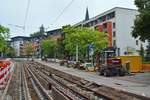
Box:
[142,64,150,72]
[0,60,13,89]
[119,56,142,73]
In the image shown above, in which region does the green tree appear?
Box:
[62,26,108,62]
[41,39,57,58]
[145,40,150,61]
[4,46,16,57]
[0,25,10,57]
[30,25,45,37]
[39,25,45,35]
[26,42,33,58]
[140,44,145,61]
[57,38,66,59]
[132,0,150,61]
[132,0,150,41]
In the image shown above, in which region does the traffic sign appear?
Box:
[88,44,94,56]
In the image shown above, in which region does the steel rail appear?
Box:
[22,63,32,100]
[25,64,52,100]
[33,61,150,100]
[30,63,107,100]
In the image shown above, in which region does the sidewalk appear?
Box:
[36,60,150,98]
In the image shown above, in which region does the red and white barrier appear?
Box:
[0,60,13,89]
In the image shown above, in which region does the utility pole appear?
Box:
[76,44,78,62]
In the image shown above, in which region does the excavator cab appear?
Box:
[99,47,125,76]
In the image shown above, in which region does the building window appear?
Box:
[111,11,115,18]
[106,15,110,20]
[98,17,102,23]
[136,40,138,45]
[99,17,102,23]
[102,15,106,22]
[113,31,116,37]
[113,23,115,29]
[106,11,115,20]
[103,23,107,29]
[89,22,93,26]
[87,24,89,27]
[113,40,116,47]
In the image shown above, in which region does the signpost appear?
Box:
[88,44,94,56]
[88,44,94,66]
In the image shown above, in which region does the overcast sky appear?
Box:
[0,0,136,37]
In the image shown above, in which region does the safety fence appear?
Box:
[0,60,14,89]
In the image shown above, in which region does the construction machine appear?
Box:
[99,47,125,77]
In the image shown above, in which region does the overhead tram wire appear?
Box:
[23,0,31,31]
[49,0,75,28]
[8,0,74,31]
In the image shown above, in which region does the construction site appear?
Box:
[0,57,150,100]
[0,0,150,100]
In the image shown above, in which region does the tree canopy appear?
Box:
[62,25,108,60]
[41,39,57,57]
[26,42,34,57]
[132,0,150,41]
[30,25,45,37]
[0,25,10,52]
[4,46,16,57]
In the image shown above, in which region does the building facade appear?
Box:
[46,29,62,40]
[10,36,29,57]
[74,7,147,56]
[29,35,47,57]
[10,29,61,57]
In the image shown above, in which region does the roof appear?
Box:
[11,36,29,41]
[46,28,62,36]
[46,28,61,33]
[30,34,47,39]
[74,7,138,26]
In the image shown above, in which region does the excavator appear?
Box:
[99,47,126,77]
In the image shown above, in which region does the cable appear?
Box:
[8,24,24,29]
[51,0,75,25]
[23,0,31,30]
[8,0,74,32]
[8,24,38,29]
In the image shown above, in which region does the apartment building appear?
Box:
[10,36,29,56]
[75,7,147,56]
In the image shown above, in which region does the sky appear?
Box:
[0,0,137,37]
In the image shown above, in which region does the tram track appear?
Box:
[30,61,150,100]
[24,63,52,100]
[19,63,31,100]
[9,61,150,100]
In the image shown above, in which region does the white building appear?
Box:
[10,36,29,57]
[75,7,147,56]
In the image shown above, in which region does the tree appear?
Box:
[140,44,144,61]
[132,0,150,61]
[132,0,150,41]
[4,46,16,57]
[26,42,33,58]
[41,39,57,58]
[39,25,45,35]
[30,25,45,37]
[62,25,108,62]
[57,38,66,59]
[0,25,10,57]
[145,40,150,61]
